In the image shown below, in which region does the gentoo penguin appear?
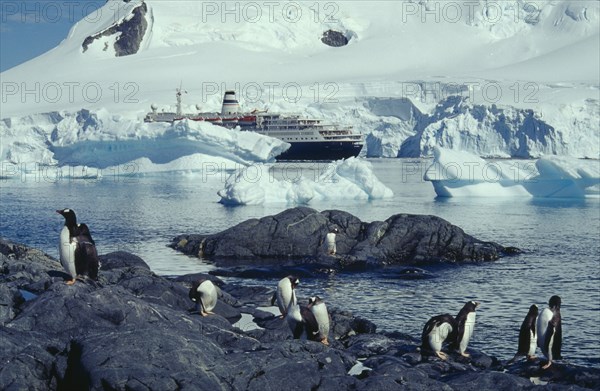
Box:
[452,300,480,357]
[285,294,319,341]
[271,275,299,317]
[308,296,330,345]
[420,314,457,360]
[56,208,99,285]
[189,279,218,316]
[509,304,539,363]
[537,295,562,369]
[325,228,338,255]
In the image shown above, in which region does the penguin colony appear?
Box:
[420,296,562,369]
[55,210,562,367]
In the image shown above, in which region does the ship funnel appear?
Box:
[221,90,240,115]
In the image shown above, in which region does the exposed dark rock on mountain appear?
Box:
[82,2,148,56]
[1,238,596,390]
[321,30,349,47]
[171,207,517,272]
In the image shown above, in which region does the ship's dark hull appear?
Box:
[276,141,363,161]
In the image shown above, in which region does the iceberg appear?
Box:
[218,157,394,205]
[425,147,600,198]
[0,109,290,177]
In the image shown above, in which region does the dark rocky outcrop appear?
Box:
[321,30,349,47]
[171,207,517,272]
[1,238,597,390]
[82,2,148,56]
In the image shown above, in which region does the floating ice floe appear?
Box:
[424,147,600,198]
[0,110,290,178]
[218,157,394,205]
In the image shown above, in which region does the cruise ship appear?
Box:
[144,90,364,161]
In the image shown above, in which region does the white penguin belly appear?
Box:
[286,304,306,339]
[429,322,453,352]
[326,233,336,253]
[277,280,295,313]
[528,329,537,356]
[59,226,76,278]
[459,312,476,353]
[311,303,330,339]
[537,308,553,354]
[198,280,217,312]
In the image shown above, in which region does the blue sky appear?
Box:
[1,1,106,72]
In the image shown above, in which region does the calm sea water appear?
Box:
[1,159,598,367]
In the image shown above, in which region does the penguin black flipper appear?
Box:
[543,322,556,361]
[292,318,305,339]
[516,304,538,356]
[74,223,99,281]
[270,292,276,306]
[74,241,99,280]
[421,314,456,354]
[301,306,319,342]
[550,314,563,360]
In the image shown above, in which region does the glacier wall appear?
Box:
[359,93,599,159]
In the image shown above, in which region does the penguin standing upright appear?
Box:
[286,301,319,341]
[420,314,457,360]
[325,228,338,255]
[537,295,562,369]
[189,279,218,316]
[452,301,480,357]
[56,208,99,285]
[271,276,299,317]
[509,304,539,363]
[308,296,330,345]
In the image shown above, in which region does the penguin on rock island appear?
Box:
[452,301,480,357]
[420,313,457,360]
[537,295,562,369]
[271,275,299,317]
[56,208,99,285]
[308,296,330,345]
[326,228,338,255]
[189,279,218,316]
[509,304,539,363]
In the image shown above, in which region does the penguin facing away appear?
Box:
[189,279,218,316]
[452,301,480,357]
[537,295,562,369]
[307,296,330,345]
[56,208,99,285]
[420,314,457,360]
[271,275,299,317]
[325,228,338,255]
[509,304,539,363]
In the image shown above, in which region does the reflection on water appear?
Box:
[0,159,598,367]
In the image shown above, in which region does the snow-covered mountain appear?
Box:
[1,0,598,169]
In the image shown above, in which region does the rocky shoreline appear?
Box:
[1,238,598,390]
[170,207,521,277]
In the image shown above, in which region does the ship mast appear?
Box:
[176,82,187,117]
